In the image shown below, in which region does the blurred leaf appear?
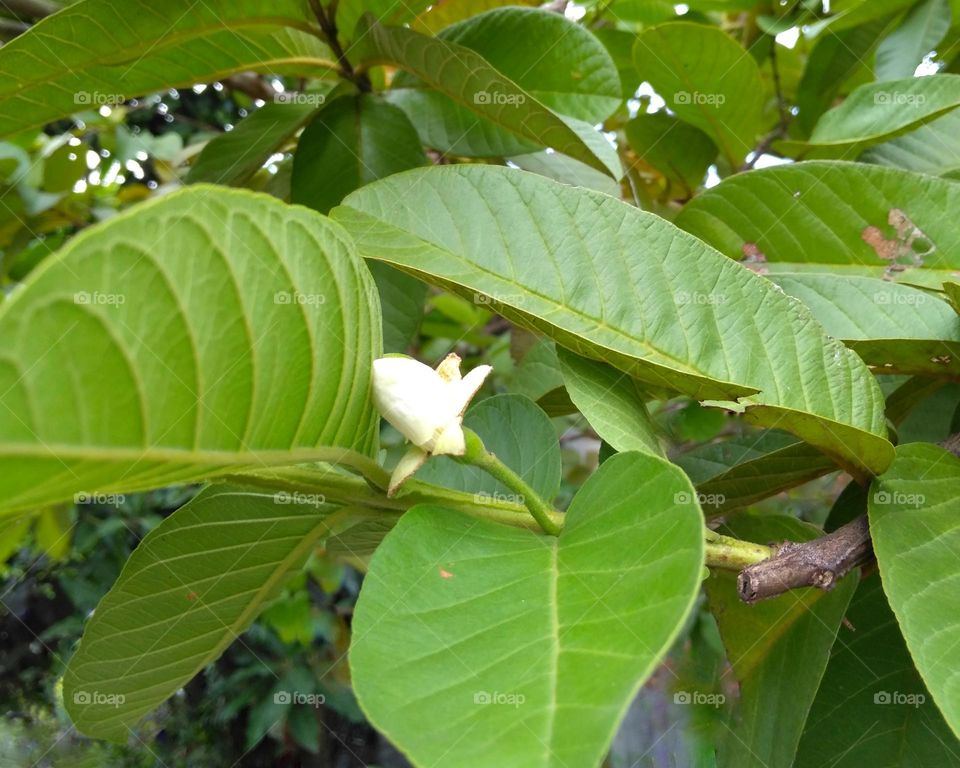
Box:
[34,506,73,561]
[291,93,427,214]
[625,112,716,195]
[369,262,427,353]
[875,0,951,80]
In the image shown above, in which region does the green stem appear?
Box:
[458,429,563,536]
[703,529,773,570]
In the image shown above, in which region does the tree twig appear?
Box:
[307,0,371,92]
[737,515,872,603]
[739,43,791,172]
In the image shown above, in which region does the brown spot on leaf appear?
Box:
[861,208,935,278]
[439,568,454,579]
[741,242,767,262]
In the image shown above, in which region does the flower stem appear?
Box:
[458,429,563,536]
[703,529,773,570]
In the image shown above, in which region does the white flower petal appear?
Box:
[434,353,462,383]
[372,357,449,447]
[432,417,466,456]
[451,364,493,416]
[388,445,428,496]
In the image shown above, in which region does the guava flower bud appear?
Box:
[372,353,491,495]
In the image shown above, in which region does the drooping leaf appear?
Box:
[875,0,952,80]
[64,485,339,740]
[188,96,328,186]
[332,165,893,478]
[350,451,704,768]
[705,515,858,768]
[0,186,380,517]
[291,93,427,214]
[772,273,960,376]
[633,22,764,165]
[676,161,960,289]
[0,0,336,138]
[782,74,960,157]
[557,348,663,458]
[415,394,562,502]
[353,14,613,173]
[795,576,960,766]
[674,431,835,515]
[869,442,960,738]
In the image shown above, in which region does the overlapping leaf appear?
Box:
[333,165,892,477]
[0,186,380,517]
[0,0,336,137]
[676,161,960,288]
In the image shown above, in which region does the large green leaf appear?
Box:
[675,431,835,515]
[188,97,327,187]
[0,0,336,138]
[332,165,892,478]
[772,273,960,376]
[875,0,952,80]
[557,349,663,458]
[862,109,960,176]
[0,186,380,517]
[633,22,764,165]
[796,576,960,766]
[291,93,427,214]
[353,15,612,173]
[676,161,960,288]
[415,393,562,501]
[783,74,960,157]
[869,443,960,738]
[706,515,858,768]
[64,485,338,740]
[350,451,704,768]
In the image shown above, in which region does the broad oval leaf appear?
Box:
[676,160,960,288]
[0,0,336,138]
[862,110,960,176]
[64,485,338,740]
[875,0,952,80]
[0,186,380,517]
[633,22,764,166]
[332,165,893,478]
[388,7,621,157]
[869,442,960,738]
[353,15,612,173]
[350,451,704,768]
